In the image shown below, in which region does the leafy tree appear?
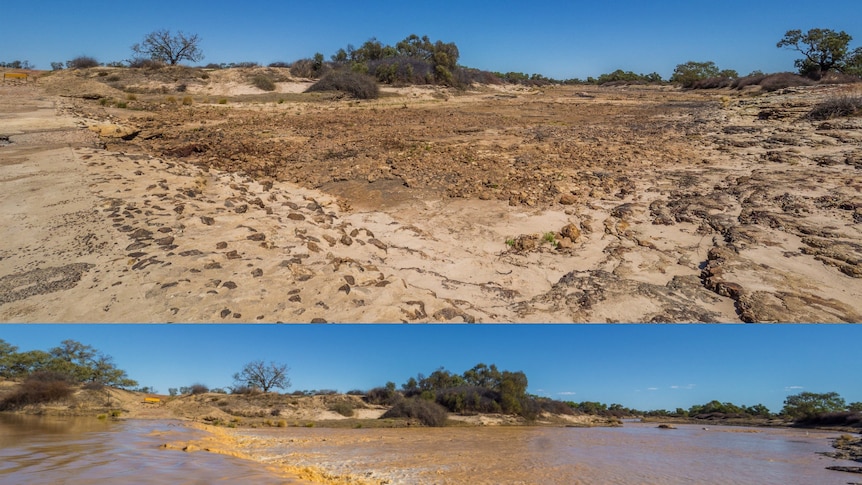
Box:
[844,47,862,76]
[577,401,608,415]
[670,61,731,88]
[745,403,772,417]
[3,350,52,378]
[168,388,178,397]
[402,377,418,393]
[848,402,862,413]
[462,363,501,389]
[0,339,20,378]
[777,28,855,78]
[499,370,528,414]
[132,30,203,65]
[781,391,846,419]
[233,360,290,393]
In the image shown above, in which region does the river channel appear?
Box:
[1,415,856,484]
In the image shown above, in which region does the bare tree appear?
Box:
[132,30,203,65]
[233,360,290,393]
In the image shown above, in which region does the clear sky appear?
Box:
[1,324,859,413]
[3,1,861,79]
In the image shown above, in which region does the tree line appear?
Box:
[1,341,859,428]
[568,392,862,422]
[19,26,860,90]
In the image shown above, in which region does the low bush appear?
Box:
[306,71,379,99]
[819,72,862,85]
[691,76,735,89]
[758,73,814,92]
[381,398,448,426]
[806,96,862,120]
[231,385,260,395]
[365,386,401,405]
[732,74,769,89]
[67,56,99,69]
[82,381,105,391]
[329,401,355,417]
[794,411,862,427]
[538,398,576,415]
[268,61,290,68]
[128,58,164,69]
[189,383,209,395]
[251,75,276,91]
[730,72,814,92]
[435,386,502,414]
[0,372,74,410]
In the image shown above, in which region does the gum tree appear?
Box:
[132,30,203,65]
[777,28,854,78]
[781,391,846,419]
[233,360,290,393]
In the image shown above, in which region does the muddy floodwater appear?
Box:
[1,415,857,484]
[0,415,298,484]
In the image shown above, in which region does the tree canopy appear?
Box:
[132,30,203,65]
[232,360,290,393]
[777,28,858,78]
[670,61,738,88]
[0,339,137,388]
[329,34,461,86]
[781,391,847,419]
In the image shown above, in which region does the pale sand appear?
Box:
[1,80,861,322]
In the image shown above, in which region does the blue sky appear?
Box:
[3,1,861,79]
[1,324,859,413]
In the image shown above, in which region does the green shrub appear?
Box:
[251,75,276,91]
[218,98,228,105]
[365,386,401,405]
[189,383,209,395]
[182,96,193,106]
[306,71,380,99]
[381,398,448,427]
[329,401,355,417]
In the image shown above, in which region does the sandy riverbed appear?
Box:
[1,70,860,322]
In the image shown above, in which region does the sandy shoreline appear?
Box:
[1,74,861,322]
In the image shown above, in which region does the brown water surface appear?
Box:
[0,415,299,484]
[2,415,857,484]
